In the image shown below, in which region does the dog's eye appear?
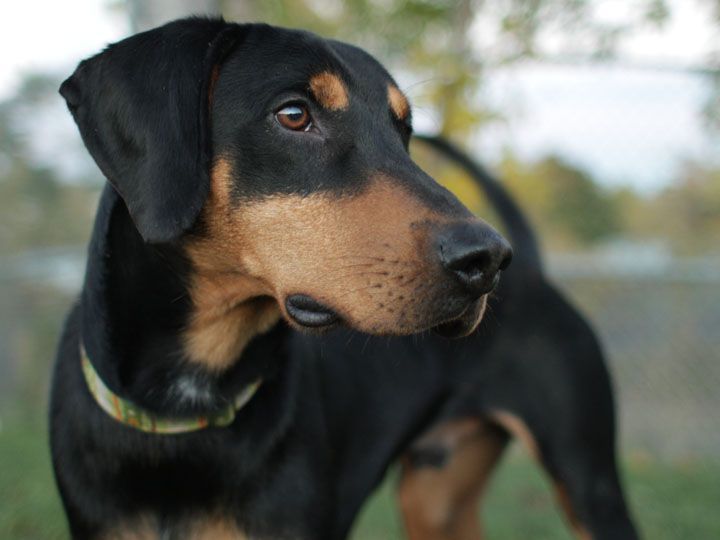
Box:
[276,104,312,132]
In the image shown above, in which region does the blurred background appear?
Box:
[1,1,718,538]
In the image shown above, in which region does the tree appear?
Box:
[702,0,720,131]
[0,75,97,254]
[498,152,620,248]
[126,0,222,31]
[221,0,671,139]
[647,161,720,254]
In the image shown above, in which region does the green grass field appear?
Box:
[2,416,719,539]
[351,452,720,540]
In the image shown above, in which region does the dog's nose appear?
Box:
[437,222,512,297]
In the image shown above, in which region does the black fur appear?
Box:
[51,17,636,540]
[60,19,242,243]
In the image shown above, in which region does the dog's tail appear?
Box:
[415,134,542,270]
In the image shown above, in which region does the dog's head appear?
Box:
[61,18,511,369]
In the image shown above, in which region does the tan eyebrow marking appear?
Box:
[387,84,410,121]
[309,71,349,111]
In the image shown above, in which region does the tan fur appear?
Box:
[100,514,249,540]
[491,411,593,540]
[187,514,248,539]
[401,413,595,540]
[309,71,349,111]
[185,157,485,370]
[99,515,157,540]
[490,410,540,461]
[184,158,281,371]
[554,483,594,540]
[388,84,410,121]
[184,290,280,372]
[398,418,508,540]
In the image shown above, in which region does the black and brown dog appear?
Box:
[389,136,639,540]
[52,17,511,539]
[51,16,636,540]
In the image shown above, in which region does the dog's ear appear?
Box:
[60,18,243,243]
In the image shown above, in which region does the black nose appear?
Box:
[437,222,512,297]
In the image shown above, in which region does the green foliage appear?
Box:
[222,0,668,139]
[634,161,720,255]
[538,156,621,243]
[0,161,96,254]
[0,75,98,255]
[498,152,621,248]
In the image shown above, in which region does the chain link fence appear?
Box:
[548,252,720,460]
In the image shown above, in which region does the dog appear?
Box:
[50,17,512,539]
[289,136,640,540]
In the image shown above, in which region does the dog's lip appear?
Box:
[431,297,484,338]
[285,294,340,328]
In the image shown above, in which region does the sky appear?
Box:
[480,0,720,192]
[0,0,718,192]
[473,62,719,192]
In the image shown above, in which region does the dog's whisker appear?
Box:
[324,254,390,262]
[401,76,445,97]
[333,262,382,270]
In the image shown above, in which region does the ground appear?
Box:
[1,415,719,539]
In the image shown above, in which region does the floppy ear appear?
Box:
[60,18,243,243]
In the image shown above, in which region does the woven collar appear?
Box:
[80,345,262,434]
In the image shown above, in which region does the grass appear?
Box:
[350,451,720,540]
[2,415,719,539]
[0,416,66,540]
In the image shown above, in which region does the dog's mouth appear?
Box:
[286,293,487,337]
[285,294,340,329]
[431,296,486,339]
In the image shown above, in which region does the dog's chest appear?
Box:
[101,510,318,539]
[99,513,246,539]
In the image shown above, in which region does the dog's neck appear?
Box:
[80,186,286,416]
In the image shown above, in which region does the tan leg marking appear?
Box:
[490,410,593,540]
[398,418,508,540]
[489,410,540,460]
[388,84,410,121]
[309,71,349,111]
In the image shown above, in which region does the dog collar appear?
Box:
[80,346,262,434]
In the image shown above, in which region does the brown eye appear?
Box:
[276,104,312,131]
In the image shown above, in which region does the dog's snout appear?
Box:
[437,222,512,297]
